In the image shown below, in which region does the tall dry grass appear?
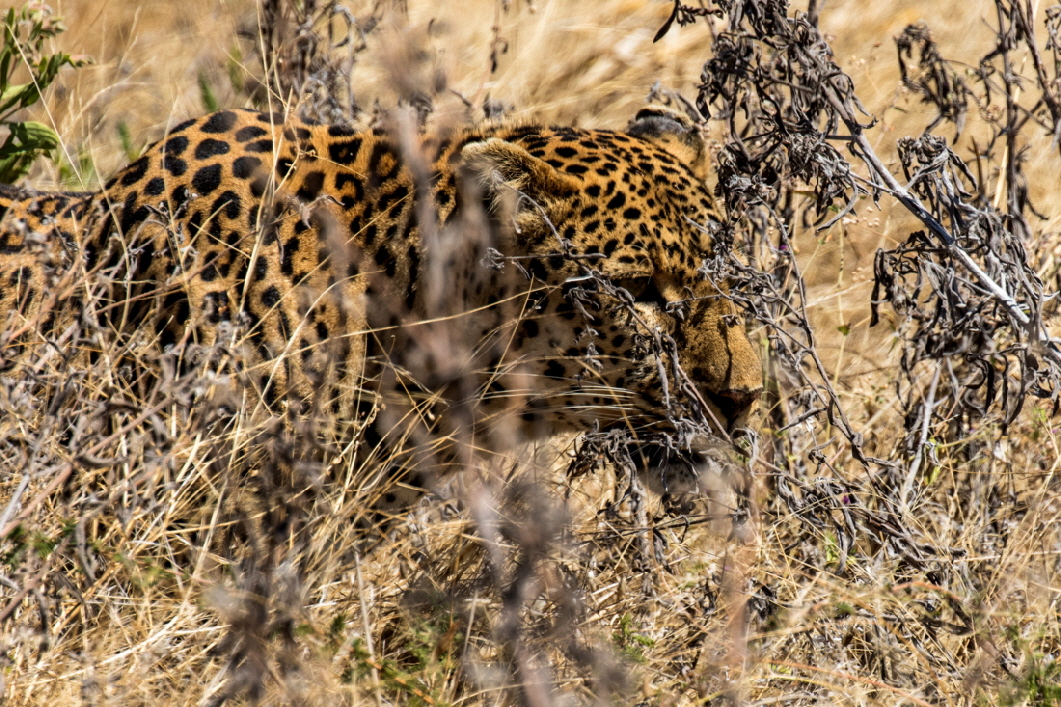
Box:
[1,1,1061,705]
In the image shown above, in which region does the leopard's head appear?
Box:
[462,106,763,490]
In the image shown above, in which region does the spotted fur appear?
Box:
[0,106,762,496]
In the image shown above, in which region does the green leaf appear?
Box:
[0,120,60,183]
[8,120,59,149]
[0,81,34,114]
[0,5,92,120]
[0,50,12,86]
[117,120,135,161]
[198,71,218,112]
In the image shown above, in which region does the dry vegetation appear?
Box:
[3,0,1061,705]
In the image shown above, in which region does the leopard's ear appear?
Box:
[627,105,710,180]
[461,138,581,200]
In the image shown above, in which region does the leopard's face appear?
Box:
[459,112,762,480]
[0,105,762,494]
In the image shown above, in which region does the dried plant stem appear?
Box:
[901,365,940,512]
[837,105,1036,331]
[0,472,31,534]
[354,553,384,707]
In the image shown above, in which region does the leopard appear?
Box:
[0,105,763,502]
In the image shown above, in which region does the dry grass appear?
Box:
[2,0,1061,705]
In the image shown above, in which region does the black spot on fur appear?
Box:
[119,156,149,186]
[297,171,325,201]
[195,138,231,159]
[276,158,295,179]
[211,191,241,220]
[10,265,30,285]
[119,191,150,234]
[261,285,281,308]
[366,142,398,186]
[163,135,190,156]
[362,224,377,247]
[328,139,362,163]
[191,164,223,194]
[170,118,196,134]
[280,236,299,275]
[376,184,409,214]
[170,185,191,206]
[261,222,278,246]
[137,240,155,271]
[201,111,237,134]
[144,177,166,196]
[0,233,22,254]
[162,155,187,177]
[187,210,203,235]
[246,139,274,153]
[334,173,363,197]
[235,125,268,141]
[544,361,566,380]
[162,291,191,325]
[232,155,262,180]
[200,261,220,282]
[249,175,267,198]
